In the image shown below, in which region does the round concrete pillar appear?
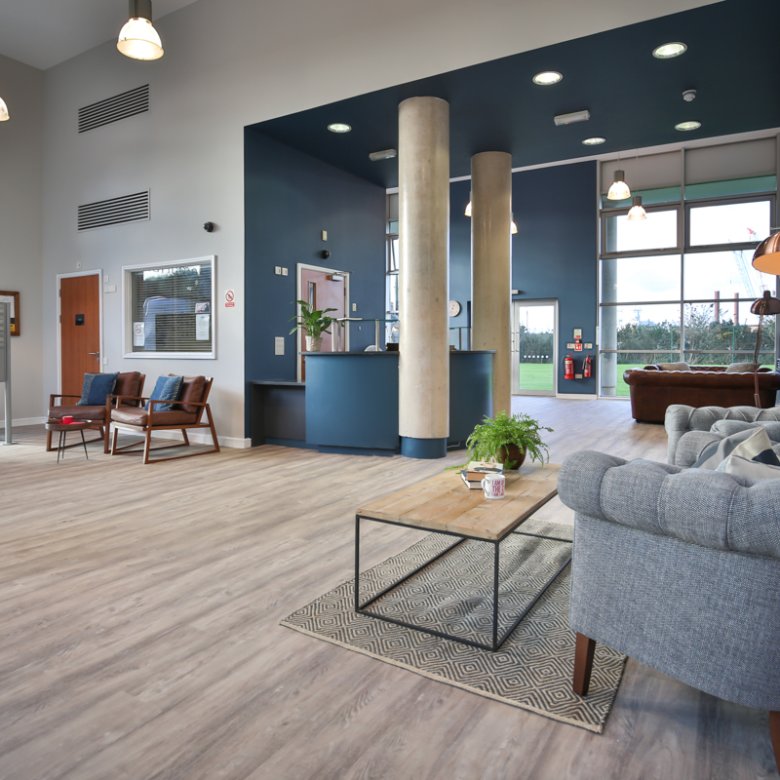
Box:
[398,96,450,458]
[471,151,512,415]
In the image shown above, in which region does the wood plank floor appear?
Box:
[0,397,774,780]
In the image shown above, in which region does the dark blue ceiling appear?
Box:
[251,0,780,188]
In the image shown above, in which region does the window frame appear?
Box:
[600,202,683,259]
[122,254,216,360]
[684,193,775,254]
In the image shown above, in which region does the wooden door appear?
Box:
[298,267,347,381]
[60,274,101,396]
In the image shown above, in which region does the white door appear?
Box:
[511,301,557,396]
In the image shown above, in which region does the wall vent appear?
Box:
[78,191,150,231]
[78,84,149,133]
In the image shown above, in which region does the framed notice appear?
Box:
[0,291,19,336]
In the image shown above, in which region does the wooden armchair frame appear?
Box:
[109,377,219,464]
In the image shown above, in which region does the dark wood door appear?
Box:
[298,267,347,381]
[60,274,101,396]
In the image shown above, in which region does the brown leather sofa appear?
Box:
[47,371,146,453]
[623,365,780,423]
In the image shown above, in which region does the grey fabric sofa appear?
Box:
[558,451,780,772]
[665,403,780,464]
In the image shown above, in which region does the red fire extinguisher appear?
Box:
[583,354,593,379]
[564,354,575,380]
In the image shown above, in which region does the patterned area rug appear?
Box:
[281,520,626,733]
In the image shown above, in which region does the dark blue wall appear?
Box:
[449,161,598,394]
[244,129,387,434]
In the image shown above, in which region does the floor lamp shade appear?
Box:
[752,232,780,275]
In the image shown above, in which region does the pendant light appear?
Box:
[752,230,780,275]
[511,216,519,235]
[0,96,9,121]
[117,0,164,61]
[464,195,472,217]
[627,195,647,221]
[607,169,631,201]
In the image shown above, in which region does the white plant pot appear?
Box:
[306,335,322,352]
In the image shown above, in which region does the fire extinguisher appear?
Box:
[564,354,575,380]
[583,354,593,379]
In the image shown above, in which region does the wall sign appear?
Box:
[224,289,236,309]
[0,291,20,336]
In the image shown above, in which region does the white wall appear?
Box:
[0,54,43,426]
[38,0,719,443]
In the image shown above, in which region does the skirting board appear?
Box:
[0,416,46,427]
[555,393,598,400]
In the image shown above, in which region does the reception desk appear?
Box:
[251,350,494,454]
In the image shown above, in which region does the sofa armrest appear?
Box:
[559,451,780,558]
[672,430,723,466]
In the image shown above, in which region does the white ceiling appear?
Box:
[0,0,200,70]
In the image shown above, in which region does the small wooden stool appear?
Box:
[45,420,90,463]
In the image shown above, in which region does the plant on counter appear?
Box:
[289,299,339,352]
[465,410,553,469]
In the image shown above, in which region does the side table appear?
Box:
[45,420,91,463]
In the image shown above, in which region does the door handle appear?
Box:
[87,352,100,356]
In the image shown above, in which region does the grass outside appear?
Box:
[517,362,644,396]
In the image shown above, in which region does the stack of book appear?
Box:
[460,460,503,490]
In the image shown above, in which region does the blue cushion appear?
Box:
[146,375,183,411]
[78,373,118,406]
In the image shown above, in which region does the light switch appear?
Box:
[274,337,285,356]
[321,229,328,241]
[281,267,288,276]
[274,266,282,275]
[352,303,357,312]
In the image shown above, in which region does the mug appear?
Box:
[481,473,506,500]
[61,415,75,425]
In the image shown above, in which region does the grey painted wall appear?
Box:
[0,54,43,425]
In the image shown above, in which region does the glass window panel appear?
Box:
[601,255,681,303]
[684,301,774,366]
[602,352,681,398]
[604,209,678,253]
[683,250,771,301]
[689,200,771,246]
[125,258,214,356]
[610,304,681,352]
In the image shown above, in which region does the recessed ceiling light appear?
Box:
[582,137,606,146]
[675,120,701,132]
[653,41,687,59]
[327,122,352,134]
[532,70,563,86]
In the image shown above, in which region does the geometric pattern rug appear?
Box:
[281,520,625,733]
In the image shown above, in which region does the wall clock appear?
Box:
[448,299,462,317]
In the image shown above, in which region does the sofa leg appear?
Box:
[770,711,780,773]
[573,632,596,697]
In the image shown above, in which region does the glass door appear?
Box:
[511,301,557,396]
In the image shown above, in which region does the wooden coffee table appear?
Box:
[354,464,567,651]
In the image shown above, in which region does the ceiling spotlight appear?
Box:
[0,96,9,122]
[532,71,563,86]
[652,41,687,59]
[682,89,697,102]
[327,122,352,134]
[553,109,590,127]
[582,137,606,146]
[627,195,647,222]
[675,120,701,132]
[368,148,397,162]
[607,169,631,201]
[117,0,164,61]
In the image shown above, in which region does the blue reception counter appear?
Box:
[303,350,494,454]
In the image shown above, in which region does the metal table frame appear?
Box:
[46,422,90,463]
[354,513,571,652]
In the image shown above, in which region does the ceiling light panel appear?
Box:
[675,120,701,132]
[652,41,687,59]
[532,70,563,86]
[327,122,352,133]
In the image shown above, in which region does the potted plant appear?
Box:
[289,299,338,352]
[465,411,552,470]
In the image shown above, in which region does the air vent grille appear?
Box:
[78,84,149,133]
[78,191,150,231]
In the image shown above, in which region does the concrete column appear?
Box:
[471,151,512,415]
[398,96,450,459]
